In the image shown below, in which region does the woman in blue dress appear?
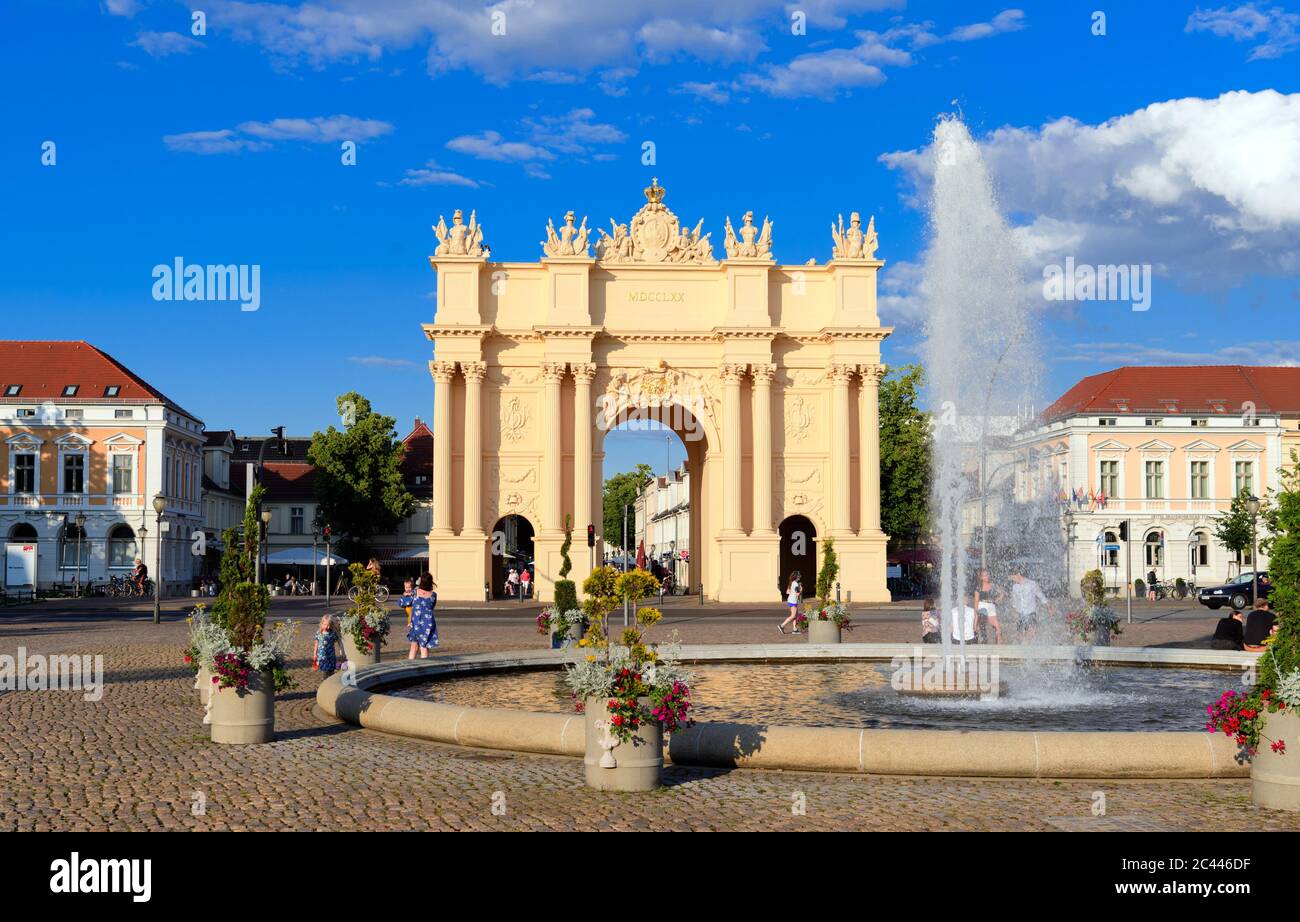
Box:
[402,572,439,659]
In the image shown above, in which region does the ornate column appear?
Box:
[829,363,855,536]
[572,363,596,537]
[720,363,747,536]
[540,362,567,534]
[751,363,776,536]
[430,360,457,537]
[859,364,884,535]
[461,361,487,536]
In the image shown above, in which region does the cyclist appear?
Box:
[131,558,149,596]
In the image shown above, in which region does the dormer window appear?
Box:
[3,385,20,397]
[62,385,79,397]
[103,386,121,397]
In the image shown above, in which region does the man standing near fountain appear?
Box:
[1009,569,1050,644]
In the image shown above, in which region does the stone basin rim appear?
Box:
[314,644,1253,780]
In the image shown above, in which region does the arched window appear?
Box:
[1189,531,1209,572]
[1100,531,1119,568]
[1144,531,1164,568]
[8,523,38,541]
[108,525,137,569]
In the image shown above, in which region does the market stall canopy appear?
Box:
[265,547,348,566]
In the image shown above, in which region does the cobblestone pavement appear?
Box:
[2,607,1296,832]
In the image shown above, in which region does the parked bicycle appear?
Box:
[1148,579,1186,601]
[347,584,389,603]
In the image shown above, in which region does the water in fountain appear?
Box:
[920,115,1069,675]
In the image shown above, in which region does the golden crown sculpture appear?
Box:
[643,177,665,205]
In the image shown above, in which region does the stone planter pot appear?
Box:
[342,632,382,666]
[209,667,275,744]
[806,619,842,644]
[583,695,663,792]
[195,665,213,704]
[1252,708,1300,811]
[549,628,581,649]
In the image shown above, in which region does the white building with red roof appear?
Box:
[0,341,205,596]
[1014,365,1300,596]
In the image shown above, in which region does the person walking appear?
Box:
[403,572,439,659]
[311,614,342,677]
[975,569,1004,645]
[1009,568,1050,643]
[778,571,803,635]
[505,567,519,599]
[520,568,532,599]
[951,592,978,645]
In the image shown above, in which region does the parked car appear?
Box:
[1197,571,1271,611]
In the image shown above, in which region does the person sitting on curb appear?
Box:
[1243,598,1276,653]
[1210,609,1244,651]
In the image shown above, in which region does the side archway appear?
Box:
[778,515,817,599]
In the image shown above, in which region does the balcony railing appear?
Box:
[0,493,147,509]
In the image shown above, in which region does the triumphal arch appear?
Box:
[422,180,892,603]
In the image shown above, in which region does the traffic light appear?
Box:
[587,524,595,548]
[1118,521,1128,542]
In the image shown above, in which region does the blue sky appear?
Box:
[4,0,1298,479]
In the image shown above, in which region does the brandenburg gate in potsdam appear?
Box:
[422,179,892,603]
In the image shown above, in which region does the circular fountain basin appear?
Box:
[315,645,1255,779]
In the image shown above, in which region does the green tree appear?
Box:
[213,485,269,651]
[816,538,839,602]
[308,392,415,559]
[1215,488,1271,567]
[1258,454,1299,692]
[602,463,654,554]
[554,515,578,613]
[878,363,931,546]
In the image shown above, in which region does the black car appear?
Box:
[1197,571,1271,611]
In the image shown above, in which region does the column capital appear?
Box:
[429,360,457,383]
[720,363,748,384]
[828,363,856,385]
[751,363,777,384]
[540,361,568,383]
[461,360,487,383]
[571,362,597,384]
[858,362,887,385]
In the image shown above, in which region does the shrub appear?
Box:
[1133,578,1146,598]
[815,538,839,602]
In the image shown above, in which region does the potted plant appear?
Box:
[804,538,849,643]
[339,563,389,665]
[1205,455,1300,810]
[194,487,297,744]
[1067,569,1123,645]
[553,515,579,613]
[565,566,694,791]
[536,606,584,648]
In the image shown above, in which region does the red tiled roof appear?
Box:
[0,341,194,415]
[400,418,433,494]
[230,461,316,499]
[1042,366,1300,422]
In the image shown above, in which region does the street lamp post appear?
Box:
[311,522,320,597]
[1062,508,1075,597]
[324,525,332,613]
[74,512,86,598]
[152,493,166,624]
[1247,494,1261,604]
[260,509,273,590]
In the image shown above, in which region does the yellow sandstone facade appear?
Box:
[422,181,892,603]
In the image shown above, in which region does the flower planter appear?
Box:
[209,667,275,745]
[806,619,842,644]
[195,665,213,706]
[342,633,382,665]
[583,695,663,792]
[1252,708,1300,811]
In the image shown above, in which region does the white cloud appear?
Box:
[1186,4,1300,60]
[104,0,140,17]
[130,31,204,57]
[637,19,765,63]
[881,90,1300,288]
[395,161,480,188]
[348,356,416,368]
[163,114,392,154]
[674,81,731,104]
[1053,339,1300,367]
[445,130,554,164]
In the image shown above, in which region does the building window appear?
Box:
[1144,460,1164,499]
[4,385,21,396]
[1144,418,1162,427]
[1190,418,1208,427]
[115,409,134,419]
[13,453,37,493]
[59,524,87,569]
[108,525,137,568]
[1098,417,1117,427]
[16,408,36,418]
[1191,531,1209,569]
[1099,460,1120,497]
[104,385,121,397]
[1235,461,1254,496]
[1144,532,1164,567]
[63,409,83,420]
[112,454,134,494]
[62,385,79,397]
[62,454,85,494]
[1190,461,1209,499]
[290,507,305,535]
[1102,531,1119,568]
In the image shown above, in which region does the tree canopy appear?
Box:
[308,392,415,558]
[602,463,654,552]
[878,363,932,546]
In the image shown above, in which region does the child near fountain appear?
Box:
[921,599,941,643]
[311,614,341,677]
[403,572,439,659]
